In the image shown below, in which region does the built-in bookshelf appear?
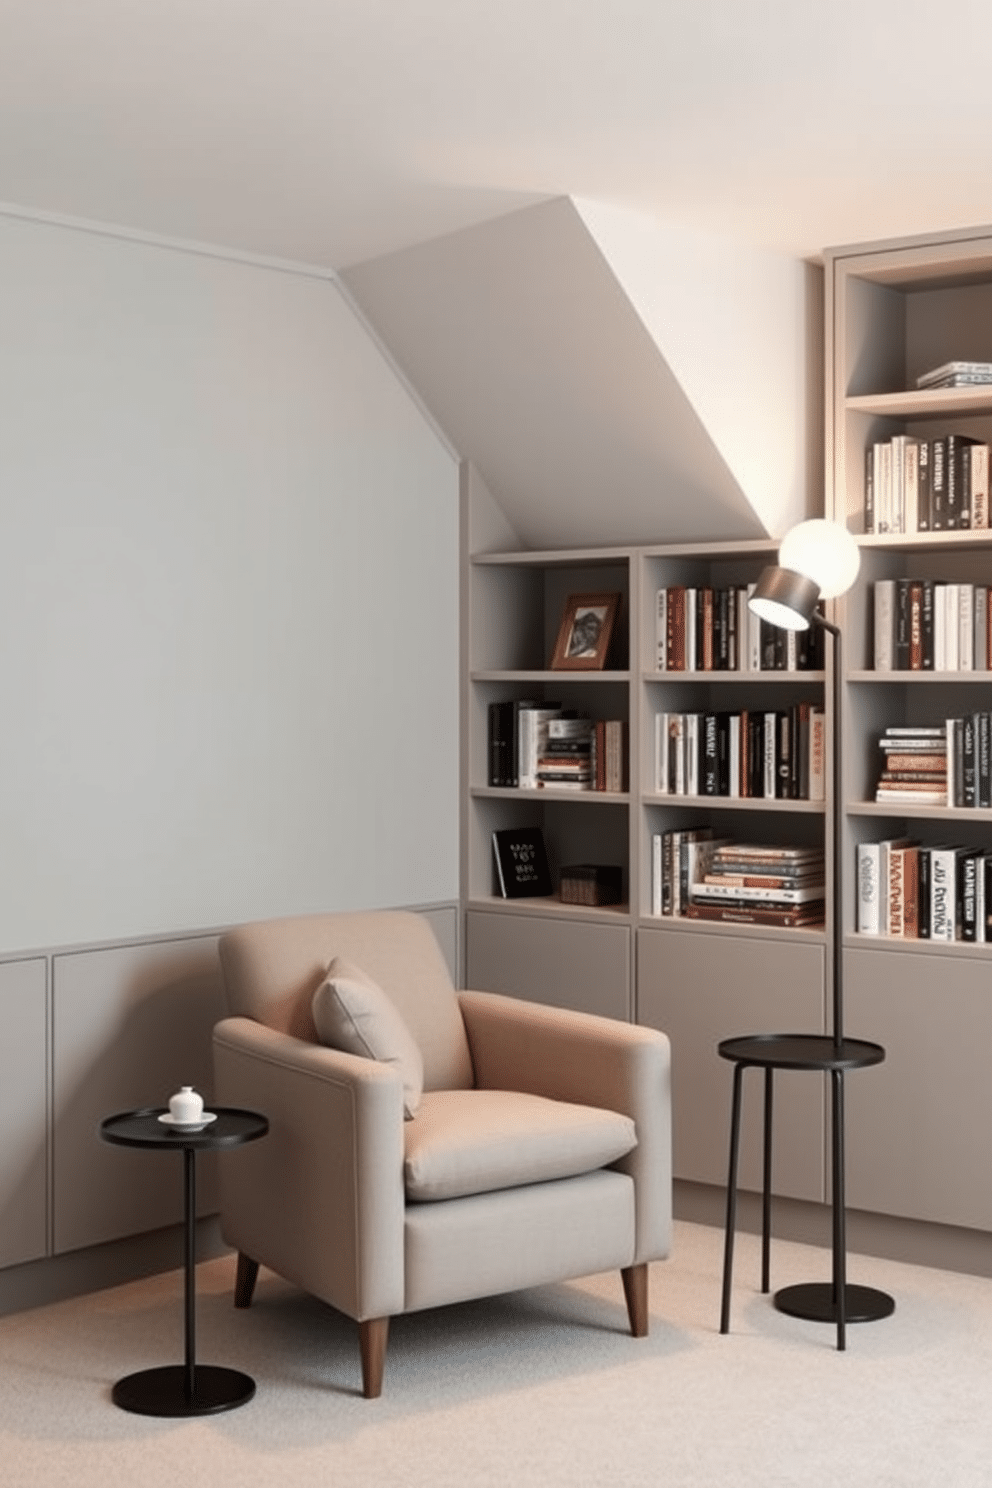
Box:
[825,226,992,1237]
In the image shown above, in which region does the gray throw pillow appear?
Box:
[312,956,424,1119]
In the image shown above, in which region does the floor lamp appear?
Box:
[746,519,895,1333]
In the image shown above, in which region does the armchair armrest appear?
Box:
[459,991,672,1265]
[212,1016,406,1321]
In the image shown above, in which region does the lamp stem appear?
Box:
[812,612,842,1049]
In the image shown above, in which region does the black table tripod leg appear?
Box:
[831,1069,847,1352]
[720,1061,745,1333]
[761,1066,773,1294]
[184,1147,197,1398]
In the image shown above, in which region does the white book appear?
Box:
[929,846,958,942]
[959,585,974,670]
[904,438,919,533]
[685,713,700,795]
[736,587,749,671]
[518,705,561,790]
[874,580,895,670]
[976,855,986,943]
[879,836,914,939]
[786,628,798,671]
[857,842,881,934]
[944,584,960,671]
[746,583,762,672]
[934,583,947,671]
[692,881,824,904]
[728,714,741,797]
[671,714,686,795]
[891,433,906,532]
[655,712,669,794]
[655,588,667,670]
[685,589,697,671]
[975,587,989,672]
[971,443,989,530]
[809,707,826,801]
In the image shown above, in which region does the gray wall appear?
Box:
[0,211,460,956]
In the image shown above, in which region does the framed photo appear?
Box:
[550,592,620,671]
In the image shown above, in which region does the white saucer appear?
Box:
[158,1111,217,1130]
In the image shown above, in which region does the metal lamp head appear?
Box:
[748,565,821,631]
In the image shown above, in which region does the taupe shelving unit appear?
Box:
[826,226,992,1234]
[461,472,830,1198]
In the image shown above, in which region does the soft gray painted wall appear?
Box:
[0,212,460,955]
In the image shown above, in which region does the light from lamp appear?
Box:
[778,519,860,600]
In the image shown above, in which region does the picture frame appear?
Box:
[550,592,620,671]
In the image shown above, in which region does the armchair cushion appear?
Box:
[312,957,424,1118]
[403,1089,637,1202]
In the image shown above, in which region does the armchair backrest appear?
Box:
[218,909,474,1091]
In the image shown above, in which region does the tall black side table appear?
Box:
[717,1033,895,1351]
[100,1105,268,1416]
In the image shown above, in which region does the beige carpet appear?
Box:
[1,1219,991,1488]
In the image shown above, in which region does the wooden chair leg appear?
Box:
[621,1263,649,1337]
[359,1317,389,1399]
[234,1252,259,1309]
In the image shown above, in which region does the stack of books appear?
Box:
[916,360,992,389]
[857,837,991,941]
[684,843,825,929]
[875,727,948,807]
[536,715,594,790]
[873,579,992,672]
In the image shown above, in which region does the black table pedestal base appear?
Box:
[775,1282,895,1326]
[112,1364,256,1417]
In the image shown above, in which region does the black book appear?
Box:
[492,828,553,898]
[985,857,992,942]
[894,579,912,670]
[952,718,966,808]
[947,434,980,529]
[961,714,977,807]
[864,444,875,532]
[931,436,948,529]
[702,713,719,795]
[977,712,992,809]
[776,710,792,799]
[488,701,512,787]
[958,848,981,941]
[715,588,730,670]
[917,848,931,939]
[717,712,731,796]
[921,579,935,670]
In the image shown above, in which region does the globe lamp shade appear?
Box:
[778,519,860,600]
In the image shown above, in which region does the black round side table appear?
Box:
[717,1033,895,1351]
[100,1105,268,1416]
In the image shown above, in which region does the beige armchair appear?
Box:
[212,909,671,1397]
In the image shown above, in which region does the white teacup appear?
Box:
[168,1086,205,1125]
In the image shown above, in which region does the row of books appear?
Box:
[487,702,626,792]
[873,580,992,671]
[856,837,992,941]
[875,721,992,809]
[650,831,825,927]
[654,585,824,672]
[863,433,990,535]
[655,706,825,801]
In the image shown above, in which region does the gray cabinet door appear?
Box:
[637,926,827,1200]
[845,945,992,1231]
[466,909,631,1021]
[52,936,227,1254]
[0,958,48,1268]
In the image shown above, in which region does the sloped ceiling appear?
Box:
[343,197,769,550]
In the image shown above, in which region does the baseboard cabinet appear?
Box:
[465,908,631,1020]
[52,936,226,1254]
[844,944,992,1231]
[0,958,48,1269]
[637,925,827,1199]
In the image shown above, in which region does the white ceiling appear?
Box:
[3,0,992,270]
